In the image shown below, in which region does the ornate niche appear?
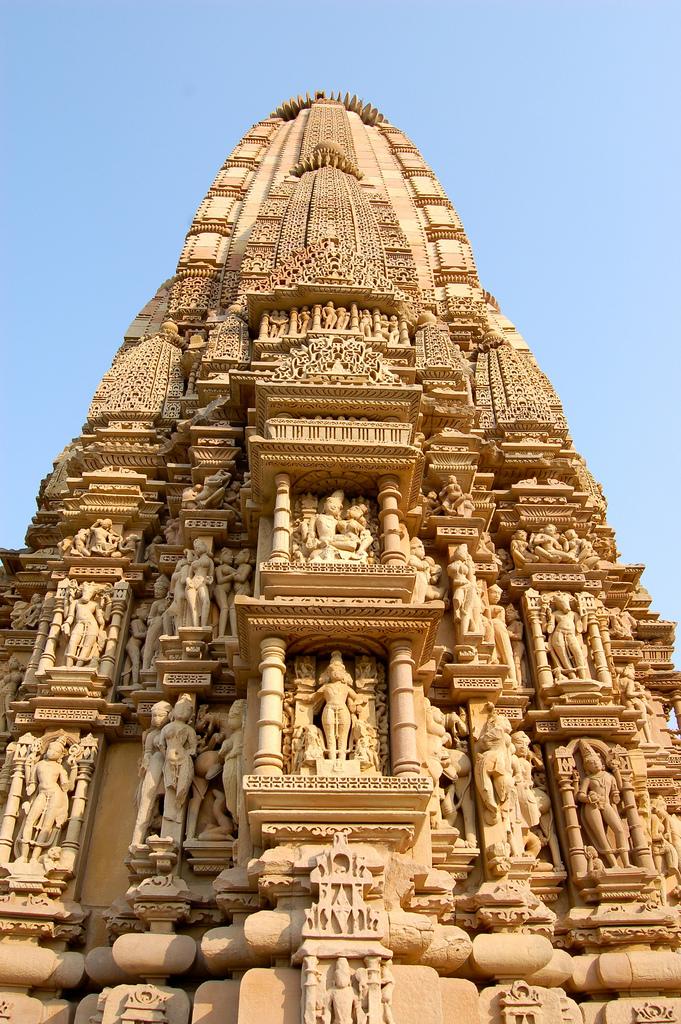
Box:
[552,739,656,901]
[522,588,613,702]
[282,653,388,778]
[35,577,131,698]
[0,730,99,894]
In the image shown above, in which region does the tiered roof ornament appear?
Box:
[0,90,678,1024]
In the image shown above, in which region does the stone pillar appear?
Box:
[523,594,554,693]
[378,475,406,566]
[38,580,71,675]
[100,580,131,682]
[259,313,270,340]
[350,302,359,332]
[388,640,420,775]
[611,751,656,872]
[254,637,287,775]
[61,734,99,874]
[270,473,292,562]
[23,591,55,691]
[554,746,587,876]
[0,733,35,864]
[586,610,611,686]
[312,304,322,332]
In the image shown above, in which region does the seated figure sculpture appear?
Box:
[293,491,376,564]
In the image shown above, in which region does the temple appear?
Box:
[1,90,679,1024]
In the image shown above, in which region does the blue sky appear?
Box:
[1,0,679,626]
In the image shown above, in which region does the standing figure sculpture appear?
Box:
[0,657,23,732]
[165,554,192,634]
[576,742,632,869]
[448,545,483,637]
[185,539,215,629]
[311,652,359,762]
[18,735,76,862]
[123,603,148,687]
[486,585,518,685]
[63,582,108,668]
[131,700,172,847]
[505,604,526,686]
[218,699,247,828]
[213,548,236,637]
[158,694,198,841]
[142,576,171,671]
[543,593,589,681]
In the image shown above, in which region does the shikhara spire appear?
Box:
[0,92,679,1024]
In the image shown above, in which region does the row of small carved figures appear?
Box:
[260,304,410,346]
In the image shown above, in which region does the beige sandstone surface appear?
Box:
[0,90,678,1024]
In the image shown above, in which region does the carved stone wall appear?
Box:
[0,90,678,1024]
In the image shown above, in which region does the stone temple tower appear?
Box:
[1,90,680,1024]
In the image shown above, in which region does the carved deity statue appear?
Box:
[165,553,192,633]
[0,657,23,732]
[294,491,376,564]
[438,475,476,518]
[575,742,632,870]
[409,538,446,604]
[541,593,589,681]
[62,582,111,669]
[186,699,246,840]
[505,604,526,686]
[131,699,172,848]
[510,731,543,858]
[158,694,198,840]
[618,664,655,744]
[474,706,515,831]
[122,603,148,687]
[17,735,77,862]
[185,539,215,629]
[448,545,483,637]
[650,796,681,886]
[226,548,254,636]
[142,576,171,671]
[213,548,235,637]
[486,585,518,685]
[311,652,359,762]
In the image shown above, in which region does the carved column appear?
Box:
[388,639,419,775]
[23,591,55,691]
[553,746,587,876]
[258,313,270,340]
[100,580,131,682]
[311,304,322,331]
[254,636,287,775]
[378,475,406,566]
[522,592,554,692]
[61,734,99,874]
[583,603,611,686]
[610,749,655,872]
[38,579,70,675]
[270,472,292,561]
[0,734,35,864]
